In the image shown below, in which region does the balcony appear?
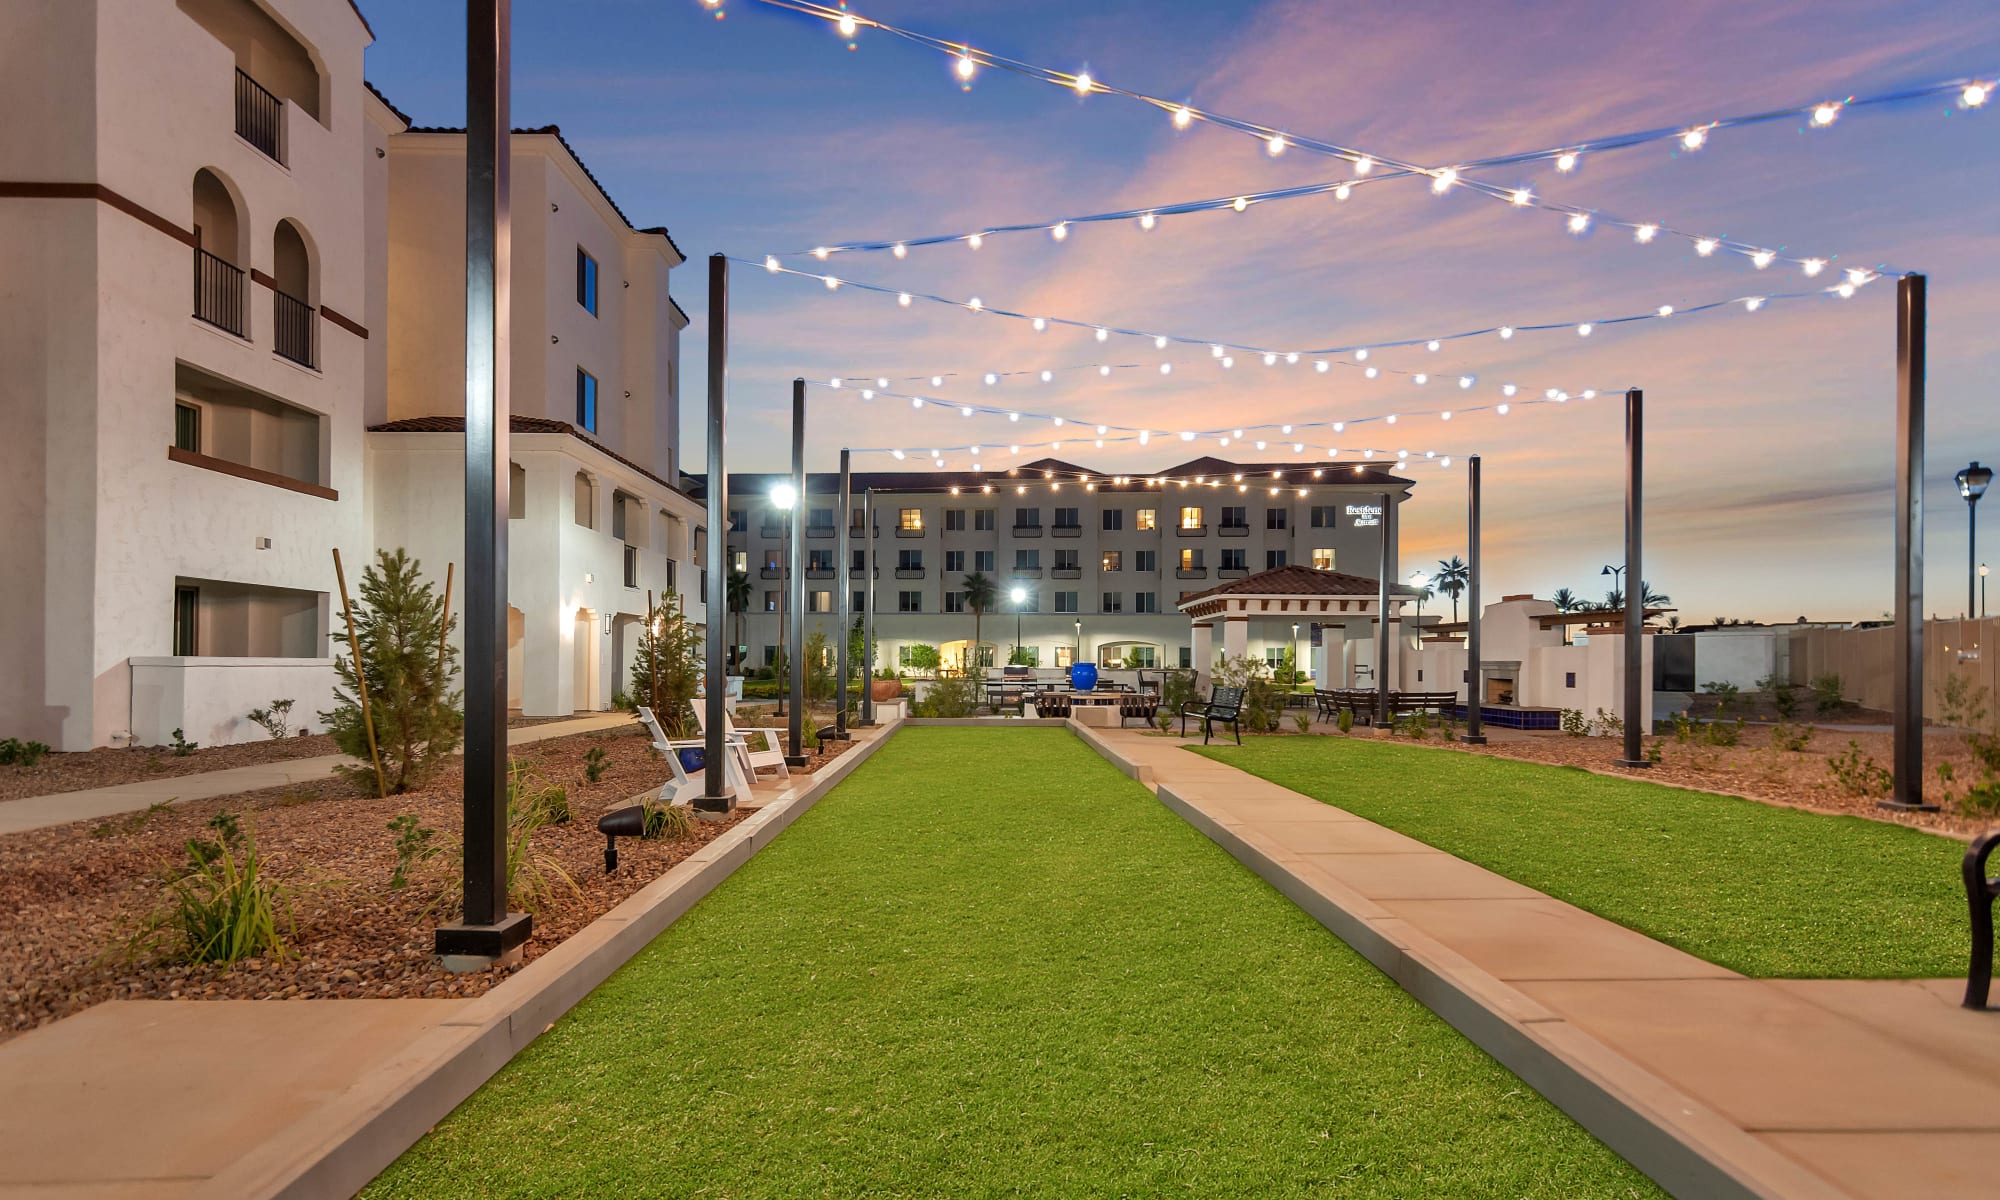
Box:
[806,567,833,580]
[193,248,246,337]
[1053,568,1082,579]
[759,523,786,538]
[1218,568,1249,579]
[1176,525,1207,537]
[759,567,783,580]
[806,525,836,539]
[273,288,315,368]
[234,69,283,162]
[1011,567,1044,579]
[894,568,925,580]
[1176,568,1208,579]
[895,526,926,538]
[1052,524,1082,538]
[1011,525,1043,538]
[1219,525,1251,538]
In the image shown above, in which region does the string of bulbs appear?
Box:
[854,434,1469,479]
[857,461,1448,499]
[739,255,1881,363]
[720,0,1990,274]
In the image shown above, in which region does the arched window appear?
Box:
[272,219,315,367]
[191,169,244,335]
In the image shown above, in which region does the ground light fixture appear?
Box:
[1959,462,1992,619]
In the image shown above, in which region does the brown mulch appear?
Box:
[0,735,342,803]
[0,724,852,1043]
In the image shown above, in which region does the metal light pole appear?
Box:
[785,380,808,767]
[859,487,876,726]
[436,0,528,964]
[1462,454,1485,744]
[769,481,794,720]
[1374,490,1391,727]
[836,449,851,735]
[1886,275,1933,810]
[698,255,733,814]
[1959,462,1992,619]
[1616,388,1650,769]
[1012,585,1026,661]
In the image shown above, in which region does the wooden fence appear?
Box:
[1798,617,1999,723]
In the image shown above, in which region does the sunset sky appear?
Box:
[363,0,2000,624]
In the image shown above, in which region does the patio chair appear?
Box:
[1178,685,1244,745]
[689,701,791,778]
[634,705,745,805]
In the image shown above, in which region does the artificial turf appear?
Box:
[366,727,1659,1198]
[1191,735,1969,979]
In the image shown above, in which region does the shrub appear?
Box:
[161,826,290,964]
[1007,645,1039,667]
[387,813,440,891]
[1393,712,1428,739]
[509,758,571,826]
[320,549,461,796]
[904,644,940,674]
[1827,740,1893,797]
[1769,722,1814,753]
[504,794,580,913]
[583,745,609,784]
[1669,710,1698,744]
[1701,681,1740,715]
[1645,741,1664,764]
[643,801,693,840]
[1704,717,1745,748]
[1594,708,1624,737]
[246,698,294,740]
[1560,708,1589,737]
[184,809,243,870]
[1291,711,1313,735]
[1161,668,1199,715]
[630,594,704,738]
[913,671,982,718]
[169,728,198,756]
[1756,673,1800,720]
[1811,673,1847,714]
[804,628,834,709]
[1938,675,1990,730]
[0,737,51,767]
[610,688,636,713]
[1337,707,1354,734]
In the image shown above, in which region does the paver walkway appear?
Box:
[1084,727,2000,1200]
[0,712,635,836]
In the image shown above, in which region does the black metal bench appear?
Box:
[1965,829,2000,1008]
[1119,693,1160,728]
[1178,685,1244,745]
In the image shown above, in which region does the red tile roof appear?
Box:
[1178,564,1392,605]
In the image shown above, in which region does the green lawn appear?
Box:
[1192,736,1968,979]
[367,728,1658,1198]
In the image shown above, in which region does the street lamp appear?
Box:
[1291,621,1301,691]
[770,482,797,715]
[1010,585,1027,663]
[1959,462,1992,619]
[1074,618,1083,669]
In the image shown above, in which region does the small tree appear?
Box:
[804,627,834,710]
[630,593,704,737]
[905,643,940,674]
[321,549,461,796]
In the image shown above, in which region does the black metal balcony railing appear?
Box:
[193,247,245,336]
[273,288,316,368]
[235,69,283,162]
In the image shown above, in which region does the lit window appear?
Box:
[1101,551,1122,572]
[1179,506,1203,531]
[1312,548,1334,570]
[899,508,923,531]
[1136,508,1157,531]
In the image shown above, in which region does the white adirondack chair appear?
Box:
[690,701,791,778]
[636,706,746,805]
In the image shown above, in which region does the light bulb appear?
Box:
[910,397,922,409]
[1578,323,1593,336]
[1221,356,1234,369]
[1426,340,1440,352]
[1499,326,1514,340]
[1267,134,1287,156]
[1287,352,1300,364]
[876,377,888,387]
[1094,327,1108,342]
[1263,353,1277,366]
[1098,364,1110,376]
[1334,183,1352,201]
[1431,167,1458,194]
[1072,72,1093,95]
[811,246,830,260]
[968,233,983,249]
[828,377,842,387]
[823,275,839,290]
[1096,425,1108,435]
[1232,196,1249,212]
[1050,222,1068,241]
[1356,348,1369,361]
[1752,249,1775,269]
[1837,281,1856,298]
[1032,317,1046,332]
[1501,384,1517,397]
[891,449,905,460]
[1210,344,1224,358]
[1364,367,1378,379]
[955,53,976,81]
[967,297,982,311]
[1635,224,1658,243]
[1354,155,1373,175]
[1582,389,1597,399]
[892,242,907,259]
[1657,305,1674,317]
[1803,258,1826,277]
[1497,403,1510,414]
[1442,410,1454,420]
[1180,431,1195,441]
[983,373,997,385]
[1846,267,1872,285]
[1039,370,1052,383]
[1159,362,1172,375]
[1568,212,1590,234]
[764,255,780,272]
[1441,457,1452,468]
[1556,151,1579,172]
[897,292,911,307]
[1812,102,1840,126]
[1458,376,1473,389]
[1410,375,1425,386]
[959,406,973,417]
[1314,360,1329,373]
[1333,422,1345,432]
[1172,105,1193,129]
[1681,127,1707,150]
[1052,417,1064,427]
[1966,83,1990,107]
[930,376,942,386]
[1281,424,1292,434]
[1008,411,1020,421]
[1139,211,1156,230]
[1696,238,1718,257]
[860,389,873,400]
[1511,188,1532,206]
[1155,335,1169,349]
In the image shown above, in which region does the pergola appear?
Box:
[1178,565,1416,688]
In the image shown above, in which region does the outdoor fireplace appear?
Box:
[1485,676,1516,706]
[1481,660,1520,708]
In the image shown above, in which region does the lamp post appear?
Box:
[1959,462,1992,619]
[1074,618,1083,670]
[1601,562,1625,600]
[1011,585,1027,662]
[769,482,796,717]
[1291,621,1300,691]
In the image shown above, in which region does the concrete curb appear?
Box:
[197,716,904,1200]
[1070,727,1848,1200]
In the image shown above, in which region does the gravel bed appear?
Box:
[0,735,341,803]
[0,727,855,1042]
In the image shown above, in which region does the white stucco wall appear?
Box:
[129,656,338,748]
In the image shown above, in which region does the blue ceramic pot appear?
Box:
[1069,662,1099,692]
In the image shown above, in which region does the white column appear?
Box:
[1191,620,1214,689]
[1223,615,1249,662]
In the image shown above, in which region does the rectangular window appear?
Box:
[1102,592,1123,613]
[975,550,995,573]
[1134,592,1158,614]
[1053,507,1080,529]
[763,549,781,572]
[1135,550,1156,572]
[172,585,199,655]
[853,589,867,613]
[1055,591,1078,613]
[575,368,598,432]
[851,549,866,572]
[898,549,923,571]
[1180,548,1202,570]
[576,247,598,315]
[1179,645,1193,668]
[808,507,834,533]
[1018,589,1040,612]
[808,549,832,572]
[1266,550,1287,569]
[1054,548,1078,571]
[1265,647,1286,667]
[1014,549,1040,571]
[898,508,923,531]
[944,509,966,531]
[623,544,639,588]
[1055,645,1075,669]
[944,592,967,614]
[1221,506,1247,529]
[1566,671,1577,688]
[850,508,868,531]
[1312,548,1335,570]
[764,645,778,667]
[1136,508,1157,531]
[763,590,779,612]
[809,590,831,613]
[1100,550,1122,572]
[1221,548,1246,571]
[174,402,201,453]
[729,509,746,532]
[1267,508,1288,530]
[1102,509,1124,531]
[1311,505,1338,528]
[1015,507,1041,528]
[898,591,922,613]
[975,508,996,531]
[1179,506,1203,531]
[945,550,966,574]
[731,550,748,573]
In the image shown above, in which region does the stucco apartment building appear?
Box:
[705,457,1413,680]
[0,0,702,750]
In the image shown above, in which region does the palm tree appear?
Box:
[1434,555,1469,622]
[1550,587,1581,613]
[961,572,997,672]
[725,568,752,674]
[1639,581,1672,606]
[1409,576,1436,627]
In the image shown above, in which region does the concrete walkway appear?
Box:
[0,713,636,836]
[1082,727,2000,1200]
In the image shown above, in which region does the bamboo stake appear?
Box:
[332,548,388,798]
[436,561,456,686]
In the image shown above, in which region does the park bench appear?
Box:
[1178,685,1244,745]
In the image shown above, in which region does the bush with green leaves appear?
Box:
[1938,674,1989,730]
[1560,708,1589,737]
[1291,711,1312,735]
[1701,681,1740,714]
[913,671,983,718]
[583,745,609,784]
[246,698,293,740]
[1756,674,1800,720]
[903,643,940,674]
[160,825,290,964]
[509,758,571,826]
[804,628,834,709]
[643,801,693,840]
[169,728,198,756]
[1007,644,1039,667]
[1594,708,1624,737]
[1811,673,1847,714]
[630,593,704,738]
[320,549,461,796]
[0,737,51,767]
[1768,722,1814,753]
[1337,706,1354,734]
[387,813,440,891]
[1827,739,1893,797]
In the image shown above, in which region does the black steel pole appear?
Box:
[858,488,876,726]
[1462,455,1486,744]
[1618,389,1650,768]
[786,379,808,766]
[697,255,733,813]
[437,0,527,962]
[1971,499,1979,622]
[1374,491,1391,726]
[836,448,851,735]
[1886,275,1933,809]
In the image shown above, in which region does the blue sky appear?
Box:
[363,0,2000,623]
